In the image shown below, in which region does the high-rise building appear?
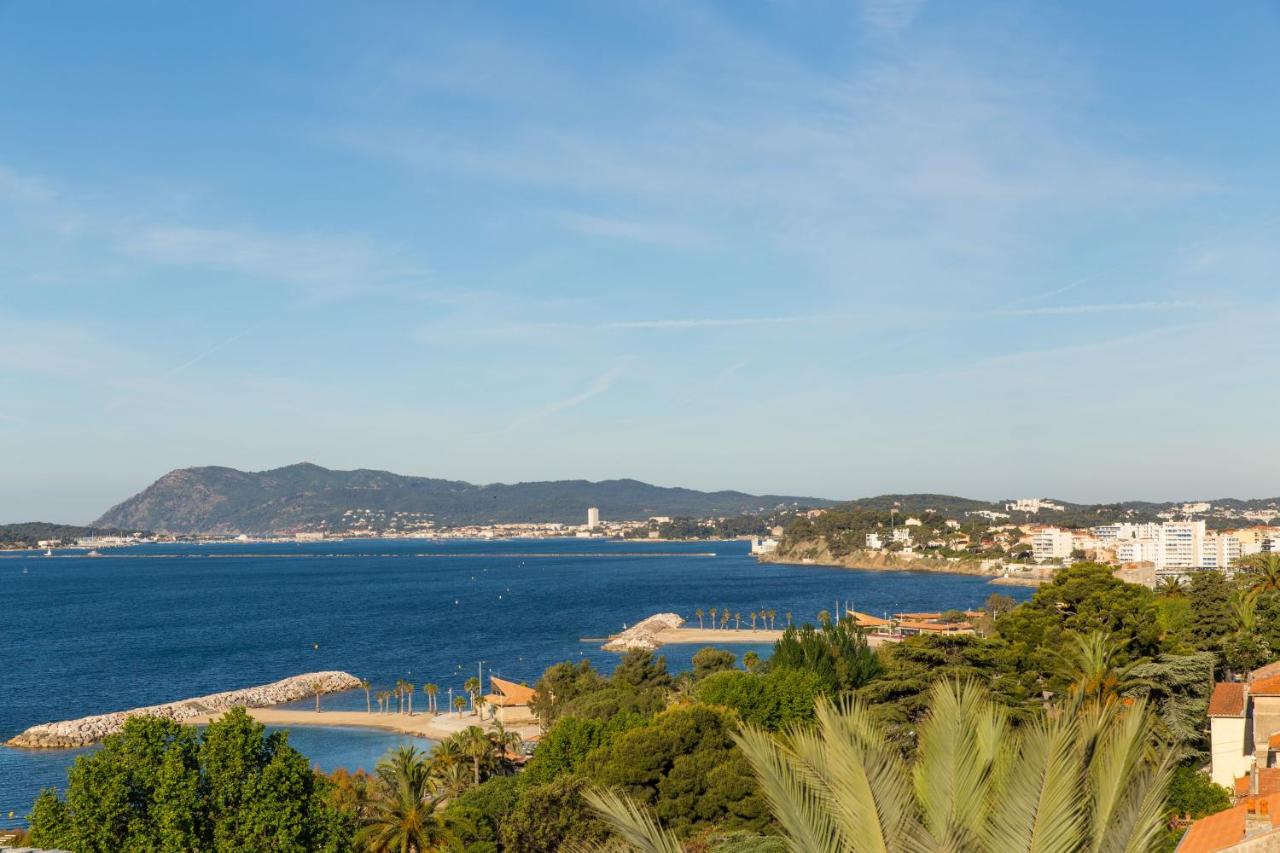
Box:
[1032,527,1075,562]
[586,507,600,528]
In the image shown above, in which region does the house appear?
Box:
[482,676,538,726]
[1209,668,1280,793]
[1176,793,1280,852]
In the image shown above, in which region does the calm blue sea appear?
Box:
[0,538,1029,825]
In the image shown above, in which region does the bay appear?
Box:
[0,538,1029,825]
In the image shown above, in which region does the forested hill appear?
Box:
[93,463,839,534]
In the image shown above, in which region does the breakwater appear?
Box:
[6,671,361,749]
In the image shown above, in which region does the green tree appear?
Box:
[695,668,828,731]
[695,608,705,629]
[582,704,769,836]
[502,776,611,853]
[358,746,467,852]
[769,618,881,693]
[588,681,1175,852]
[692,647,737,680]
[531,660,607,726]
[1240,552,1280,594]
[360,679,371,714]
[995,562,1162,679]
[29,709,349,853]
[424,682,438,715]
[1053,630,1155,704]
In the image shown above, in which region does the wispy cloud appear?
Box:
[504,365,625,431]
[446,313,849,340]
[858,0,925,34]
[978,300,1216,318]
[553,210,709,249]
[121,225,428,298]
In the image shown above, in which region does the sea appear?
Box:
[0,538,1031,826]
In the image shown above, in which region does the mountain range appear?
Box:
[93,463,838,534]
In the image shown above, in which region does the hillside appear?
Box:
[93,463,838,534]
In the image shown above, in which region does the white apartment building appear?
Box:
[1092,523,1160,543]
[1159,520,1205,570]
[1116,538,1159,564]
[865,533,884,550]
[1032,527,1075,562]
[1007,498,1066,514]
[586,507,600,528]
[891,527,912,544]
[1199,533,1243,570]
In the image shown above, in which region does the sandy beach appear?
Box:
[187,707,541,742]
[656,627,785,644]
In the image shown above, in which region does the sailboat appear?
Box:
[45,547,53,557]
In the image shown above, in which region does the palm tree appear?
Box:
[1054,630,1154,705]
[357,746,468,852]
[311,681,323,713]
[817,609,831,625]
[785,611,792,627]
[488,720,523,774]
[585,680,1175,852]
[709,608,718,631]
[768,608,777,630]
[424,683,438,715]
[464,677,480,715]
[1232,587,1260,634]
[453,695,466,717]
[721,608,730,629]
[461,726,492,787]
[1155,577,1184,598]
[360,679,372,714]
[750,612,757,631]
[475,694,488,721]
[695,608,704,629]
[734,612,741,630]
[1241,552,1280,594]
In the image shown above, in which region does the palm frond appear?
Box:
[582,787,685,853]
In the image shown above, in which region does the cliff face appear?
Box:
[761,537,999,576]
[94,463,835,535]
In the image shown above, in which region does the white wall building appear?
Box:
[1007,498,1066,514]
[586,507,600,528]
[865,533,884,550]
[1032,527,1075,562]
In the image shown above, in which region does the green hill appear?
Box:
[93,463,838,534]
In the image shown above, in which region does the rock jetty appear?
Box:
[602,612,684,651]
[6,671,362,749]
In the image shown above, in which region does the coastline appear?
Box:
[186,707,541,742]
[758,544,1001,577]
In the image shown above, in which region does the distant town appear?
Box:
[15,496,1280,592]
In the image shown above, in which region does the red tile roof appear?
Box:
[1251,675,1280,697]
[1258,768,1280,798]
[1177,805,1245,853]
[1236,775,1253,797]
[1209,682,1248,717]
[1268,732,1280,749]
[1250,661,1280,683]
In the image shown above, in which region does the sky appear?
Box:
[2,1,1279,522]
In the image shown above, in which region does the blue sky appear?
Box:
[2,1,1278,522]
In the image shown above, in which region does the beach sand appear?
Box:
[187,708,541,742]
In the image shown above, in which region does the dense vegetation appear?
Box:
[0,521,142,549]
[32,559,1280,850]
[94,463,834,533]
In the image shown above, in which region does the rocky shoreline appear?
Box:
[6,671,362,749]
[602,612,685,651]
[759,540,1002,577]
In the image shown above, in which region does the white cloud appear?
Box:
[504,365,625,430]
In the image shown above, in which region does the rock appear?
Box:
[5,671,361,749]
[602,612,685,651]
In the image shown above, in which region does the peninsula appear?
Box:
[7,671,361,749]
